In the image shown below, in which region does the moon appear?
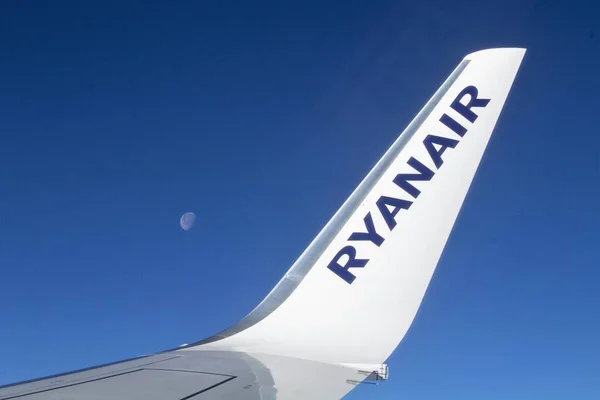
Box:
[180,212,196,231]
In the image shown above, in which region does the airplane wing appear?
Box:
[0,47,526,400]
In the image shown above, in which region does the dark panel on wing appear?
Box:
[2,369,234,400]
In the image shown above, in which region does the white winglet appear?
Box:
[186,48,526,366]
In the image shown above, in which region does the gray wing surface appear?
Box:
[0,350,380,400]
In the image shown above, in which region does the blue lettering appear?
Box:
[439,113,467,137]
[349,212,384,247]
[451,86,490,123]
[376,195,412,230]
[393,157,434,198]
[327,246,369,284]
[327,85,490,283]
[423,134,459,169]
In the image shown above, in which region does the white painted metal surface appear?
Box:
[189,48,526,368]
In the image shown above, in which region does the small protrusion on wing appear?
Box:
[343,363,389,384]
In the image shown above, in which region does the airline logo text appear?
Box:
[328,86,490,284]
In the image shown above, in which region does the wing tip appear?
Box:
[464,47,527,61]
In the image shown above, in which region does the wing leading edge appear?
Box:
[1,48,525,399]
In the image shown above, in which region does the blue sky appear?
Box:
[0,0,599,398]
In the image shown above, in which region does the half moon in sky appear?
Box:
[180,212,196,231]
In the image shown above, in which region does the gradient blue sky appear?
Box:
[1,1,599,398]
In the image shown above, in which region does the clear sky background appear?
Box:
[0,1,599,399]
